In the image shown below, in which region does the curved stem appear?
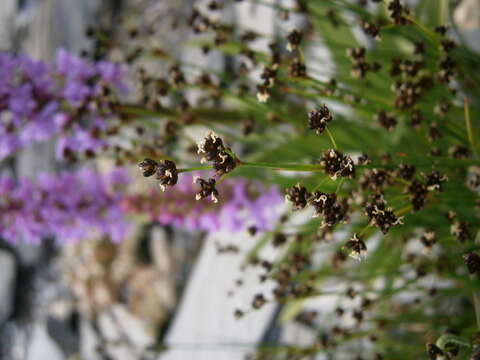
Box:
[335,178,345,194]
[312,176,329,191]
[240,161,324,172]
[395,204,412,216]
[358,225,370,237]
[464,98,479,159]
[325,126,338,150]
[177,166,212,173]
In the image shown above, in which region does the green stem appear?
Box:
[358,225,370,237]
[395,204,412,216]
[464,98,479,159]
[312,177,329,191]
[177,166,212,173]
[240,161,324,172]
[335,178,345,194]
[325,126,338,150]
[298,47,305,63]
[387,173,411,186]
[408,16,439,46]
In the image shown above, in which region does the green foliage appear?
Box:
[129,0,480,358]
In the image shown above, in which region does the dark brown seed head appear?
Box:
[138,158,158,177]
[286,29,303,51]
[194,177,219,203]
[308,105,333,135]
[285,184,310,210]
[156,160,178,191]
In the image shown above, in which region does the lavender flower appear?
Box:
[0,168,130,244]
[0,49,127,161]
[122,174,282,234]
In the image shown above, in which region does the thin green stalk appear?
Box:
[395,204,412,216]
[177,166,212,173]
[298,47,305,63]
[240,161,324,172]
[464,98,479,159]
[325,127,338,150]
[312,177,329,191]
[335,178,345,194]
[409,17,439,46]
[387,173,411,186]
[358,225,370,237]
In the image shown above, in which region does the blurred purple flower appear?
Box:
[0,168,130,244]
[123,174,283,234]
[0,49,127,161]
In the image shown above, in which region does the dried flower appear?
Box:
[260,66,277,87]
[289,58,307,77]
[376,111,397,131]
[194,177,219,203]
[197,131,238,175]
[286,29,303,52]
[272,233,287,247]
[252,293,267,309]
[463,252,480,274]
[320,149,355,180]
[388,0,409,25]
[309,192,349,228]
[406,180,428,211]
[365,195,403,234]
[308,105,333,135]
[361,20,380,39]
[256,84,270,103]
[451,220,472,242]
[420,230,436,251]
[344,234,367,260]
[156,160,178,191]
[396,163,416,180]
[448,145,470,159]
[138,158,158,177]
[424,170,448,192]
[234,309,244,319]
[285,184,310,210]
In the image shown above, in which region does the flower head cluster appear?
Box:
[0,168,129,244]
[0,50,126,161]
[463,252,480,274]
[344,234,367,261]
[123,174,282,234]
[285,184,350,229]
[376,111,397,131]
[320,149,355,180]
[309,191,349,228]
[364,194,403,234]
[387,0,410,25]
[285,183,310,210]
[197,131,238,176]
[361,20,380,39]
[194,176,219,203]
[286,29,303,52]
[308,105,333,135]
[406,170,447,211]
[138,158,178,191]
[420,229,437,252]
[347,47,381,78]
